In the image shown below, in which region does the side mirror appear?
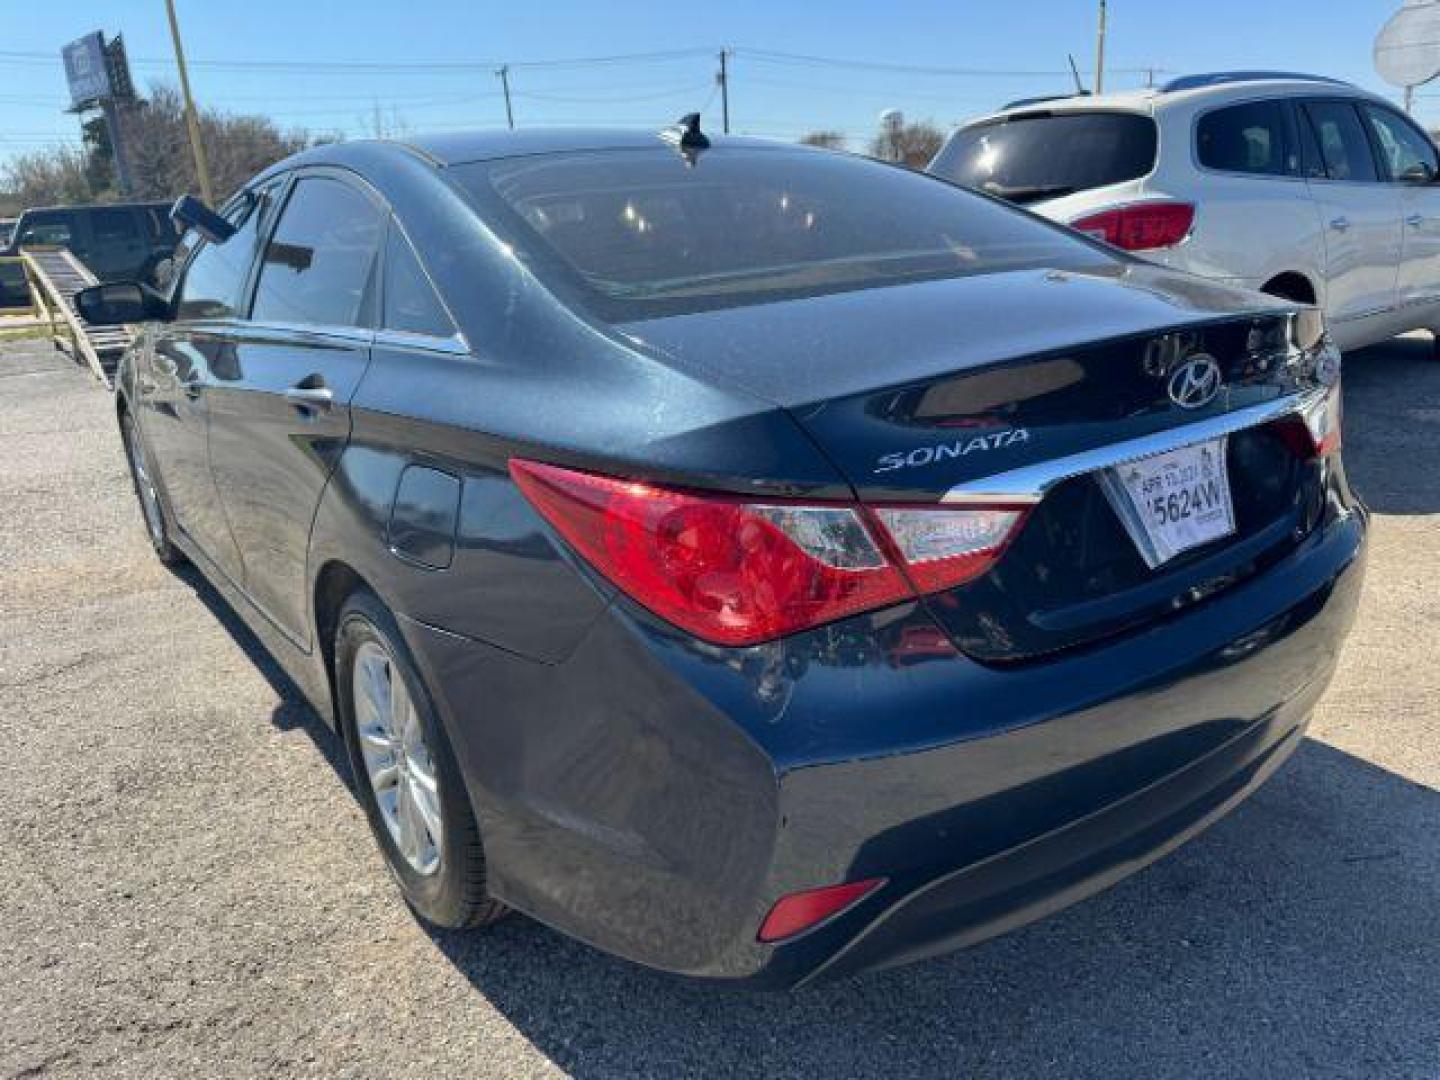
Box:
[170,193,235,244]
[75,282,169,326]
[1400,161,1437,185]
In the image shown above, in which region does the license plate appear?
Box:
[1100,436,1235,568]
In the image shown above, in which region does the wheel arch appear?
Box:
[1258,270,1319,307]
[313,558,372,705]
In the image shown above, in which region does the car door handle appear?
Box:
[284,385,334,412]
[1329,217,1351,232]
[1407,213,1425,228]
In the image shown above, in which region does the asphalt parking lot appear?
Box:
[1,334,1437,1079]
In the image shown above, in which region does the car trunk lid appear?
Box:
[622,264,1330,661]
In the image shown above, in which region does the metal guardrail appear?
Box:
[19,246,134,391]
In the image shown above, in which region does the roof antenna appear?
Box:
[661,112,711,165]
[1067,53,1088,95]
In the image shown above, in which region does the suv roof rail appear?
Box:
[1160,71,1354,94]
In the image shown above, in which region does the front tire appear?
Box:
[120,409,182,566]
[334,589,508,930]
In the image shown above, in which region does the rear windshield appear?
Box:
[929,112,1158,204]
[451,147,1114,320]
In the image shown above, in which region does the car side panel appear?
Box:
[206,325,373,647]
[305,335,851,666]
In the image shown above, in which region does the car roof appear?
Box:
[395,127,786,167]
[248,126,802,189]
[960,74,1397,129]
[21,200,170,214]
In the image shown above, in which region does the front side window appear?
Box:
[383,223,455,338]
[173,194,270,321]
[930,112,1157,203]
[1362,105,1440,181]
[144,207,179,243]
[1302,102,1379,182]
[92,208,140,244]
[1197,101,1297,176]
[455,147,1115,320]
[251,176,383,328]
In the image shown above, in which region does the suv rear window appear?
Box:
[453,147,1114,320]
[929,112,1157,203]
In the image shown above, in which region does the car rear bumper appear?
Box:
[400,503,1366,989]
[804,695,1308,985]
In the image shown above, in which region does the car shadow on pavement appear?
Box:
[170,561,352,784]
[1342,334,1440,514]
[426,739,1439,1078]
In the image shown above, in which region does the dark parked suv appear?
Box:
[78,128,1364,988]
[0,201,177,308]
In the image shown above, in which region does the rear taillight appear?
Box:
[1301,381,1343,456]
[1072,201,1195,251]
[1277,335,1343,459]
[510,459,1030,646]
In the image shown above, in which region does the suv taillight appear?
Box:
[1072,202,1195,251]
[510,459,1031,646]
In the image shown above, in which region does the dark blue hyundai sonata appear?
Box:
[79,118,1365,988]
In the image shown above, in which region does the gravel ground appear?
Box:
[1,336,1436,1079]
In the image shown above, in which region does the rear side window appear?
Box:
[91,208,140,244]
[1302,102,1379,182]
[455,147,1114,320]
[383,224,455,338]
[252,176,383,329]
[930,112,1157,203]
[1197,101,1297,176]
[1361,105,1440,181]
[17,212,75,246]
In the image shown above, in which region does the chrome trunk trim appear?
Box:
[941,389,1322,505]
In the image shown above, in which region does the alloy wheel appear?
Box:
[351,640,443,876]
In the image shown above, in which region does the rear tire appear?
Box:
[334,588,508,930]
[120,409,183,566]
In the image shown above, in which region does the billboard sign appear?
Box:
[62,32,111,109]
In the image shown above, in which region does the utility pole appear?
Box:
[164,0,214,206]
[163,0,213,205]
[717,49,730,134]
[1094,0,1108,96]
[496,65,514,130]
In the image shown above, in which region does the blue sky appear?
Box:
[0,1,1423,168]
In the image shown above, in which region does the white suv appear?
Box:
[930,72,1440,352]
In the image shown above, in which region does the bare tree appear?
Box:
[122,85,319,203]
[867,118,945,169]
[2,83,323,208]
[3,146,95,209]
[800,130,847,151]
[363,102,412,139]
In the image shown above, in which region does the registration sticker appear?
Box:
[1100,436,1236,568]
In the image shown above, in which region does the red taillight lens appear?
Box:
[757,878,886,942]
[510,459,1030,646]
[1072,202,1195,251]
[509,460,909,646]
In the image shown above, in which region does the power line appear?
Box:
[732,46,1163,78]
[0,47,714,74]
